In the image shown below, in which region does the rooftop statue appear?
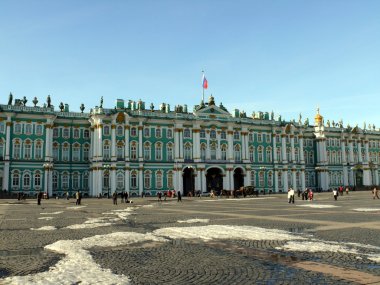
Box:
[47,95,51,107]
[22,96,27,106]
[8,92,13,105]
[100,96,103,108]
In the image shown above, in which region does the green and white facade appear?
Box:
[0,95,379,197]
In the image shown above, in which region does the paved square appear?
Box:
[1,191,380,284]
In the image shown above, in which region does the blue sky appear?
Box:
[1,0,380,127]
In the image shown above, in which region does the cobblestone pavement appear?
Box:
[1,191,380,284]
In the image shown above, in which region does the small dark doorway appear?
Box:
[183,167,195,196]
[355,169,363,187]
[233,168,244,190]
[206,168,223,193]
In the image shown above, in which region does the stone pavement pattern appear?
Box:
[0,191,380,284]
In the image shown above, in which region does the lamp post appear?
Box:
[103,164,111,198]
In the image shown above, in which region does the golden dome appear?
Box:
[314,107,323,124]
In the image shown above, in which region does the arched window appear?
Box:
[184,143,192,160]
[210,143,217,160]
[72,172,80,190]
[117,141,124,160]
[12,170,20,188]
[277,147,282,162]
[72,143,81,162]
[103,140,111,160]
[13,139,21,159]
[233,131,240,140]
[34,171,41,189]
[62,172,69,189]
[259,171,265,187]
[309,151,314,164]
[155,142,162,160]
[130,142,137,160]
[221,144,227,160]
[267,171,273,187]
[83,172,89,190]
[144,171,151,189]
[53,171,58,190]
[35,140,43,160]
[156,171,163,189]
[0,140,4,159]
[155,128,161,138]
[278,171,283,188]
[25,124,32,135]
[117,125,124,136]
[23,172,31,189]
[53,142,59,161]
[63,128,70,138]
[304,150,308,164]
[294,148,299,162]
[296,171,300,187]
[117,173,124,189]
[234,144,241,161]
[167,171,173,189]
[103,125,110,136]
[266,147,272,162]
[200,144,206,160]
[250,171,256,186]
[220,131,226,139]
[248,133,253,142]
[144,127,150,137]
[131,171,138,188]
[144,142,151,160]
[167,143,174,161]
[83,143,90,161]
[84,129,90,138]
[167,129,173,138]
[249,146,255,162]
[184,128,191,138]
[103,170,110,189]
[286,147,291,162]
[62,143,70,161]
[73,128,80,139]
[130,127,137,137]
[210,130,216,139]
[257,146,263,162]
[24,140,32,159]
[36,124,43,136]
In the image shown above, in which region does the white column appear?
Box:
[110,167,116,194]
[375,169,379,186]
[292,170,297,190]
[241,133,246,161]
[98,169,103,196]
[98,125,103,159]
[290,136,295,162]
[89,170,93,196]
[281,135,287,163]
[341,140,347,163]
[179,129,184,159]
[349,141,354,163]
[196,169,201,192]
[178,166,183,193]
[193,130,199,160]
[90,128,94,161]
[343,166,348,186]
[274,169,279,193]
[125,167,130,195]
[283,170,288,191]
[124,126,130,161]
[227,131,233,161]
[216,131,221,160]
[174,129,180,159]
[229,169,234,190]
[111,125,116,160]
[365,141,369,163]
[299,137,304,163]
[358,141,363,163]
[272,135,277,163]
[5,121,11,159]
[205,131,210,160]
[139,167,143,196]
[349,168,354,186]
[44,169,48,194]
[3,163,9,191]
[246,169,251,186]
[138,126,143,161]
[301,170,305,190]
[44,126,50,159]
[202,169,207,192]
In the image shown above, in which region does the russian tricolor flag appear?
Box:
[202,74,208,89]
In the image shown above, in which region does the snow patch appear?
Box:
[277,240,358,254]
[297,204,339,209]
[31,226,57,231]
[40,211,63,215]
[353,208,380,212]
[367,254,380,263]
[38,217,54,221]
[177,219,210,224]
[154,225,304,241]
[66,206,87,210]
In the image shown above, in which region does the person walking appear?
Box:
[125,191,129,203]
[308,189,314,201]
[120,192,124,203]
[288,188,295,204]
[75,191,80,205]
[37,191,42,205]
[157,192,162,202]
[345,186,349,195]
[373,187,379,199]
[112,191,117,205]
[333,188,338,201]
[177,190,182,202]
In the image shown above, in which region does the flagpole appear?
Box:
[202,70,205,103]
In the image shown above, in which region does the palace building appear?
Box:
[0,94,379,197]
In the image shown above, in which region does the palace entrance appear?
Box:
[355,169,363,187]
[183,167,195,196]
[206,168,223,194]
[233,168,244,190]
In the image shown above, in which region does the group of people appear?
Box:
[289,188,314,204]
[157,190,182,202]
[112,191,130,205]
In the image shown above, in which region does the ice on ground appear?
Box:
[31,226,57,231]
[297,204,339,208]
[3,232,167,285]
[199,197,275,202]
[154,225,305,241]
[177,219,210,224]
[277,240,358,254]
[40,211,63,215]
[353,208,380,212]
[66,206,87,209]
[38,217,54,220]
[367,254,380,262]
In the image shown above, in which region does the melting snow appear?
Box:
[31,226,57,231]
[66,206,87,210]
[40,211,63,215]
[177,219,210,224]
[353,208,380,212]
[297,204,339,208]
[277,240,358,254]
[38,217,54,220]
